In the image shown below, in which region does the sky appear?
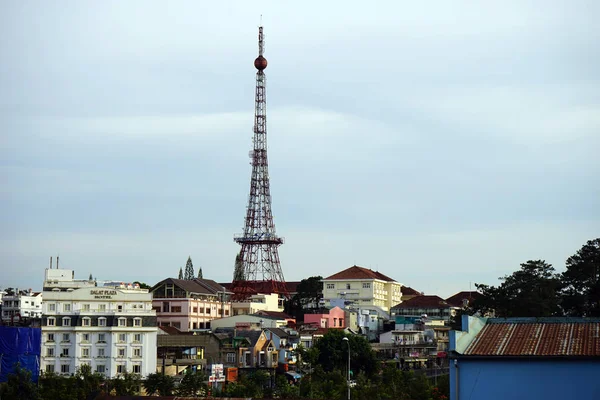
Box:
[1,1,598,298]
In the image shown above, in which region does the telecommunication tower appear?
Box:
[231,26,287,299]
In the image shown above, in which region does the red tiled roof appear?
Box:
[445,291,481,307]
[325,265,396,282]
[401,286,421,296]
[465,320,600,357]
[392,295,450,309]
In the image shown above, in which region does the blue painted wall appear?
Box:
[450,358,600,400]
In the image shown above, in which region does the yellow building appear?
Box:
[322,265,402,312]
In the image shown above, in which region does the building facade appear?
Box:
[322,265,402,312]
[1,288,43,323]
[151,278,232,331]
[303,306,346,329]
[41,268,157,378]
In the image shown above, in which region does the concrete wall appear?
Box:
[451,359,600,400]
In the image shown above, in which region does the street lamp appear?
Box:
[342,337,350,400]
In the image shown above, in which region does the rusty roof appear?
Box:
[465,319,600,357]
[401,286,422,296]
[324,265,396,282]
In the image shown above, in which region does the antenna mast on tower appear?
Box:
[231,25,287,299]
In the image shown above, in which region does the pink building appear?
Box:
[303,306,345,329]
[151,278,232,331]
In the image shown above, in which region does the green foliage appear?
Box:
[133,281,152,289]
[177,370,207,397]
[109,372,141,396]
[178,267,183,279]
[561,238,600,317]
[473,260,562,317]
[233,251,244,281]
[185,256,195,280]
[144,373,175,396]
[0,364,41,400]
[273,374,300,399]
[313,330,379,378]
[285,276,323,320]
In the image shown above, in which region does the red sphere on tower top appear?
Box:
[254,55,268,71]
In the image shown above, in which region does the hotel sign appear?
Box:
[90,289,118,299]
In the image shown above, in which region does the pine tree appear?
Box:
[185,256,194,280]
[178,267,183,279]
[233,251,245,281]
[197,265,203,279]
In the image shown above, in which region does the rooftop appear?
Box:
[401,286,422,296]
[465,318,600,357]
[324,265,396,282]
[393,295,450,309]
[445,291,481,307]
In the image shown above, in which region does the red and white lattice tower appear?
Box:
[231,26,287,299]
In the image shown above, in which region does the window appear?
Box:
[118,348,126,358]
[118,333,126,342]
[49,304,56,312]
[172,322,181,329]
[117,364,126,374]
[82,333,90,342]
[82,317,91,327]
[97,348,105,357]
[346,284,351,290]
[98,317,106,327]
[132,364,141,374]
[162,302,170,312]
[225,309,230,316]
[61,348,69,357]
[47,333,55,342]
[99,304,106,311]
[47,347,55,357]
[226,352,236,363]
[117,305,123,312]
[205,307,210,314]
[96,365,105,374]
[133,318,141,327]
[60,364,70,374]
[133,348,141,358]
[326,283,335,289]
[62,317,71,326]
[193,322,198,329]
[62,333,70,342]
[172,306,182,313]
[134,333,141,343]
[82,348,90,358]
[362,283,371,289]
[193,307,198,313]
[98,333,106,343]
[45,364,55,373]
[47,317,56,326]
[63,304,71,312]
[82,304,90,311]
[118,318,126,327]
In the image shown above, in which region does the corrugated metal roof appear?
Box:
[465,320,600,357]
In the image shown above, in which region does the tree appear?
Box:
[313,330,379,379]
[285,276,323,320]
[109,372,140,396]
[72,364,105,399]
[473,260,562,318]
[177,370,207,397]
[233,251,244,281]
[197,265,203,279]
[185,256,195,280]
[133,281,152,290]
[143,373,175,396]
[561,238,600,317]
[178,267,183,279]
[0,363,41,400]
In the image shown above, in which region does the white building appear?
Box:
[322,265,402,312]
[232,293,284,316]
[1,288,43,323]
[41,268,157,378]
